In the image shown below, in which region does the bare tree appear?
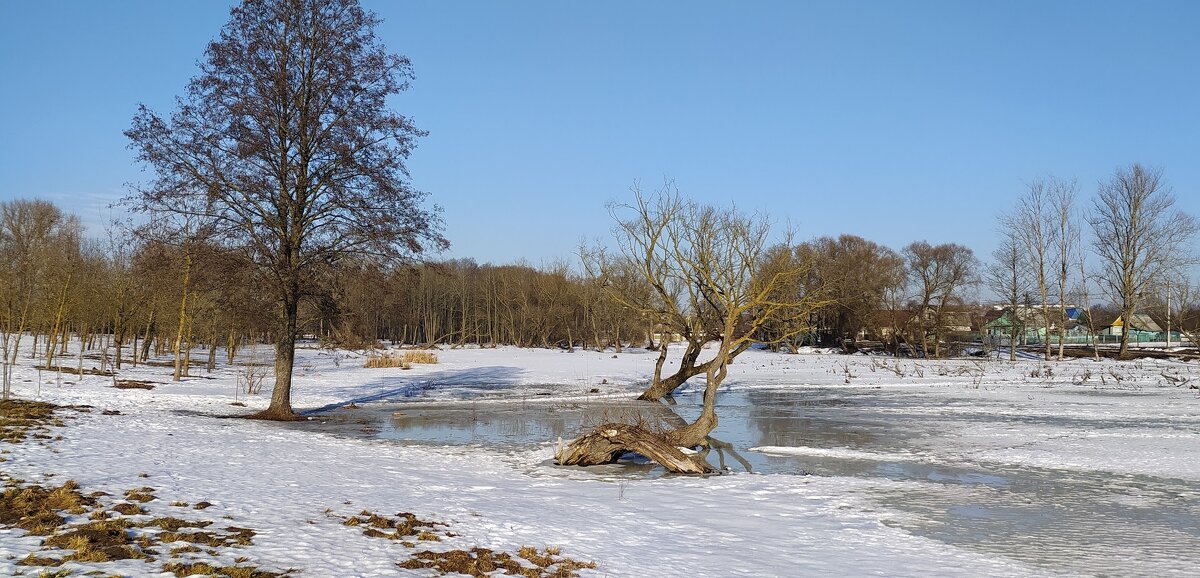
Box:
[903,241,978,358]
[126,0,446,419]
[560,184,826,472]
[986,230,1028,361]
[1087,164,1198,357]
[1006,179,1054,360]
[1050,178,1079,360]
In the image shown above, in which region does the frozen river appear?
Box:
[307,385,1200,576]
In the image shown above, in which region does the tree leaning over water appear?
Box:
[126,0,446,419]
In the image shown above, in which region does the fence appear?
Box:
[1010,332,1191,347]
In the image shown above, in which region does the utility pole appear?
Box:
[1166,278,1172,350]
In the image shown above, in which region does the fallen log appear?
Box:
[554,422,713,474]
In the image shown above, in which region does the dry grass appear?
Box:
[112,502,147,516]
[0,399,64,444]
[157,526,255,548]
[0,480,96,535]
[401,351,438,365]
[162,561,286,577]
[125,487,158,503]
[363,350,438,369]
[42,518,148,563]
[348,510,593,577]
[0,403,279,575]
[363,353,410,369]
[397,546,596,578]
[343,510,444,541]
[2,475,277,575]
[114,379,156,390]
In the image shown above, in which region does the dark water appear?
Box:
[301,387,1200,576]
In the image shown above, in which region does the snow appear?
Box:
[2,342,1198,576]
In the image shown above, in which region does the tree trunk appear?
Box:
[173,252,191,381]
[251,294,300,420]
[1118,300,1132,358]
[555,423,712,474]
[207,333,217,373]
[638,338,709,401]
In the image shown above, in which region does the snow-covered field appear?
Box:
[2,343,1198,577]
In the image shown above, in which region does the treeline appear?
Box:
[0,199,651,375]
[3,165,1198,381]
[0,196,982,361]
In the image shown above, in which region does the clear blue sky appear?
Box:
[2,0,1198,267]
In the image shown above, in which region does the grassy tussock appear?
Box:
[125,487,157,503]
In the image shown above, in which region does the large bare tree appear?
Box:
[126,0,446,419]
[1087,164,1197,357]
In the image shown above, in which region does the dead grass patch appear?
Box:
[162,561,287,577]
[401,351,438,365]
[363,353,411,369]
[144,517,214,532]
[158,526,255,548]
[125,487,157,503]
[398,546,596,578]
[2,477,276,575]
[363,350,439,369]
[343,510,444,541]
[348,510,593,577]
[114,379,157,390]
[0,399,64,443]
[42,518,147,562]
[0,479,95,535]
[112,502,147,516]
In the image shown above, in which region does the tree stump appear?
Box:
[555,423,713,474]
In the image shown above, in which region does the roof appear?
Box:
[1111,313,1163,332]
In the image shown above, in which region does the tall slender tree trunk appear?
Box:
[140,308,156,363]
[173,251,191,381]
[45,273,73,369]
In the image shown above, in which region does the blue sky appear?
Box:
[1,0,1197,267]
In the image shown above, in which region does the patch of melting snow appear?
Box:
[750,445,920,462]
